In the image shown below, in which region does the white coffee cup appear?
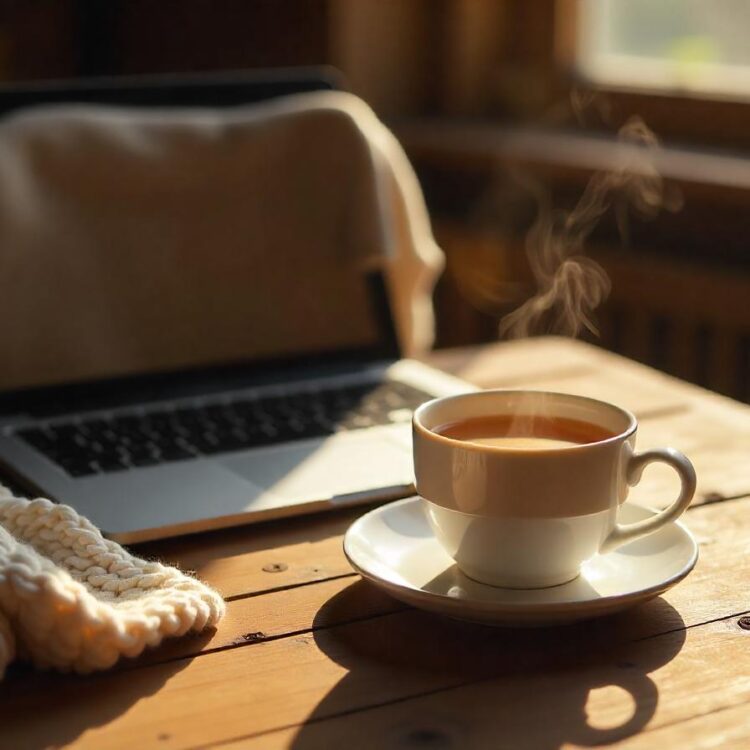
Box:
[412,390,696,589]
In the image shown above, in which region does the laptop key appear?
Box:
[91,455,130,473]
[158,445,196,462]
[189,434,223,455]
[339,413,376,430]
[127,448,161,467]
[17,428,56,451]
[57,456,99,477]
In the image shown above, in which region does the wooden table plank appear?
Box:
[627,412,750,506]
[428,341,692,417]
[475,367,690,418]
[432,337,750,425]
[424,336,608,388]
[611,701,750,750]
[136,509,364,600]
[127,574,403,669]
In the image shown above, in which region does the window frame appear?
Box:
[552,0,750,150]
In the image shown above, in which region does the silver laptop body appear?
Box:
[0,271,470,543]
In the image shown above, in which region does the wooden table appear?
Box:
[4,336,750,750]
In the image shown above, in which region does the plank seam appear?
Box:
[223,572,357,603]
[692,491,750,508]
[115,605,409,674]
[633,608,750,643]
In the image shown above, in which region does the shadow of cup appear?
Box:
[289,582,686,749]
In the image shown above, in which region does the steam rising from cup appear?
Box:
[500,116,682,340]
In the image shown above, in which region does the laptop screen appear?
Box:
[0,72,399,402]
[0,247,394,395]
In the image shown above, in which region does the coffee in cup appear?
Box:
[435,413,615,450]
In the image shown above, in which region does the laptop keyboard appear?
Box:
[16,380,433,478]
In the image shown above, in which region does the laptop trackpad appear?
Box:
[220,434,413,502]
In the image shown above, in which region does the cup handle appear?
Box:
[601,447,696,554]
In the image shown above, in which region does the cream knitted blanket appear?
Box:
[0,486,224,678]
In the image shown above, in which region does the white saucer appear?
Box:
[344,496,698,626]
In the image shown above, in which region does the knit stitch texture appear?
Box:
[0,486,225,678]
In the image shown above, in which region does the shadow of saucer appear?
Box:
[421,563,603,617]
[0,629,215,749]
[289,582,687,749]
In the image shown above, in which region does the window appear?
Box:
[577,0,750,101]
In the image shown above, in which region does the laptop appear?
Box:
[0,268,469,543]
[0,71,471,543]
